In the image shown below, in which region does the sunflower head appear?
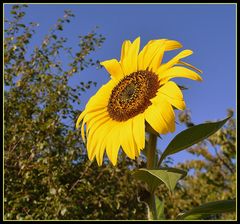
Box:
[76,37,202,166]
[107,69,160,122]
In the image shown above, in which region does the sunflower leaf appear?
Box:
[132,167,186,193]
[158,117,231,166]
[155,196,165,220]
[148,195,166,220]
[176,199,236,220]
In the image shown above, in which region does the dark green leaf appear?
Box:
[52,35,57,40]
[17,24,26,28]
[177,199,236,220]
[158,117,230,166]
[57,25,63,31]
[133,168,186,193]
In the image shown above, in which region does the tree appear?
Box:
[4,5,146,220]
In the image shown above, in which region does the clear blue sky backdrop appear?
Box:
[4,4,236,164]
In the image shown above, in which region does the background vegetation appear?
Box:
[4,5,236,220]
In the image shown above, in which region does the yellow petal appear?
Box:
[138,39,166,71]
[145,103,167,134]
[148,43,166,72]
[133,137,140,158]
[120,119,136,159]
[81,108,107,142]
[151,98,175,133]
[76,109,87,129]
[86,110,109,134]
[94,141,105,166]
[87,117,111,160]
[106,124,121,166]
[76,107,106,142]
[85,79,116,110]
[159,66,203,84]
[138,40,154,70]
[145,99,175,134]
[132,113,145,151]
[140,39,182,72]
[96,119,120,165]
[75,74,116,142]
[121,37,140,75]
[96,139,107,166]
[120,40,131,62]
[100,59,124,80]
[84,108,107,124]
[156,81,186,110]
[157,49,193,74]
[165,40,183,51]
[81,116,87,142]
[89,119,116,165]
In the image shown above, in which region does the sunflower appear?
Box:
[76,37,202,166]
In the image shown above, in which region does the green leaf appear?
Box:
[148,196,165,220]
[158,117,230,166]
[177,199,236,220]
[57,25,63,31]
[52,34,57,40]
[155,196,165,220]
[133,168,186,193]
[10,10,17,15]
[17,24,26,28]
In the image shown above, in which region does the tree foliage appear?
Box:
[4,5,146,220]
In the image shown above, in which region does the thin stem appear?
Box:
[147,133,157,169]
[146,133,158,220]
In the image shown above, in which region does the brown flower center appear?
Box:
[107,70,160,121]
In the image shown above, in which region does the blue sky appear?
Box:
[4,3,236,164]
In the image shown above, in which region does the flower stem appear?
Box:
[147,133,157,169]
[146,133,157,219]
